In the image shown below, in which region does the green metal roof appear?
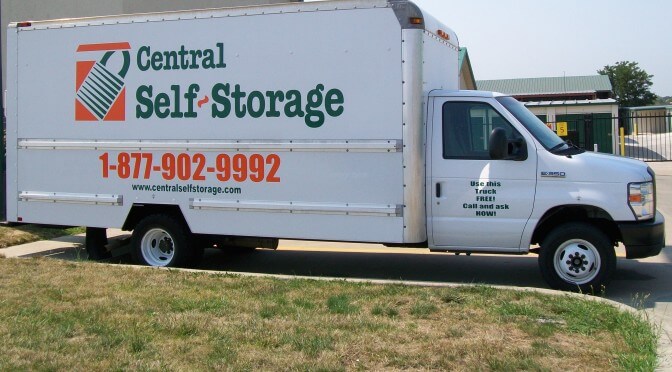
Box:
[525,98,617,108]
[476,75,612,95]
[622,105,672,111]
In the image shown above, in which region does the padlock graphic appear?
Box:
[75,42,131,121]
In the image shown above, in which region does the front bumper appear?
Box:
[618,211,666,259]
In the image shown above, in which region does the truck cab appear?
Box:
[427,90,665,291]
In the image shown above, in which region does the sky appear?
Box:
[311,0,672,96]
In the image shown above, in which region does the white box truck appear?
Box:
[5,0,665,291]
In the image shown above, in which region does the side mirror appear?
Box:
[488,127,508,160]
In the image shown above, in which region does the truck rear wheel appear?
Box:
[131,214,192,267]
[539,223,616,292]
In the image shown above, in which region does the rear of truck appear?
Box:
[5,0,458,265]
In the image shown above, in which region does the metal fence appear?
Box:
[619,113,672,162]
[544,113,672,162]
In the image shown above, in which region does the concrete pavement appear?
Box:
[0,228,129,259]
[646,161,672,371]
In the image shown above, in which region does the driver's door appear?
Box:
[428,97,537,250]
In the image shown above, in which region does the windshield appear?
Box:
[496,96,566,151]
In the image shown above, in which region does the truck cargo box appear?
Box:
[6,0,458,243]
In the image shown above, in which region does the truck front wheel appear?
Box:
[539,223,616,292]
[131,214,192,267]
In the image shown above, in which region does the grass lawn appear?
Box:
[0,258,658,371]
[0,224,85,248]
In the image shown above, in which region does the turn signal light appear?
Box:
[628,194,642,204]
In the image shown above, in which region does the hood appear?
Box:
[538,150,651,183]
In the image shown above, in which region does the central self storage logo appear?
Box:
[74,41,344,127]
[75,42,131,121]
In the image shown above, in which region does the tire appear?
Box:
[131,214,192,267]
[539,223,616,292]
[85,227,111,260]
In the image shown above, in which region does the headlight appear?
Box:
[628,181,654,220]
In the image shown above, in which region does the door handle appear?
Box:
[436,183,441,198]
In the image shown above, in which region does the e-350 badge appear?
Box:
[75,42,131,121]
[540,171,566,178]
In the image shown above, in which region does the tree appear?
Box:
[598,61,657,107]
[654,96,671,106]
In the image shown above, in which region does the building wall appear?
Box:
[459,68,476,90]
[624,108,672,134]
[2,0,298,98]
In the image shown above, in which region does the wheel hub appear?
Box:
[567,252,589,273]
[553,239,601,285]
[155,237,174,255]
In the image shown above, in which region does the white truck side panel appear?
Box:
[11,4,412,242]
[399,25,459,242]
[400,28,425,242]
[421,31,459,92]
[16,10,402,140]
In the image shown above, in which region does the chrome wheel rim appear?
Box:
[553,239,601,285]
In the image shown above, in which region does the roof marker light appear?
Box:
[17,22,33,27]
[409,17,423,25]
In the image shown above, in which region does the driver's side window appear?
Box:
[442,101,522,159]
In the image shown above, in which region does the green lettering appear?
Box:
[325,89,344,117]
[211,83,231,118]
[201,49,215,69]
[284,90,304,118]
[179,45,189,70]
[135,85,153,119]
[184,84,199,118]
[265,90,284,118]
[232,84,247,118]
[164,50,178,70]
[137,46,150,71]
[216,42,226,68]
[155,92,170,119]
[247,91,265,118]
[190,49,203,70]
[305,84,325,128]
[170,85,183,118]
[151,52,163,71]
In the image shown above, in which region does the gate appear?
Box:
[619,112,672,162]
[544,113,672,162]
